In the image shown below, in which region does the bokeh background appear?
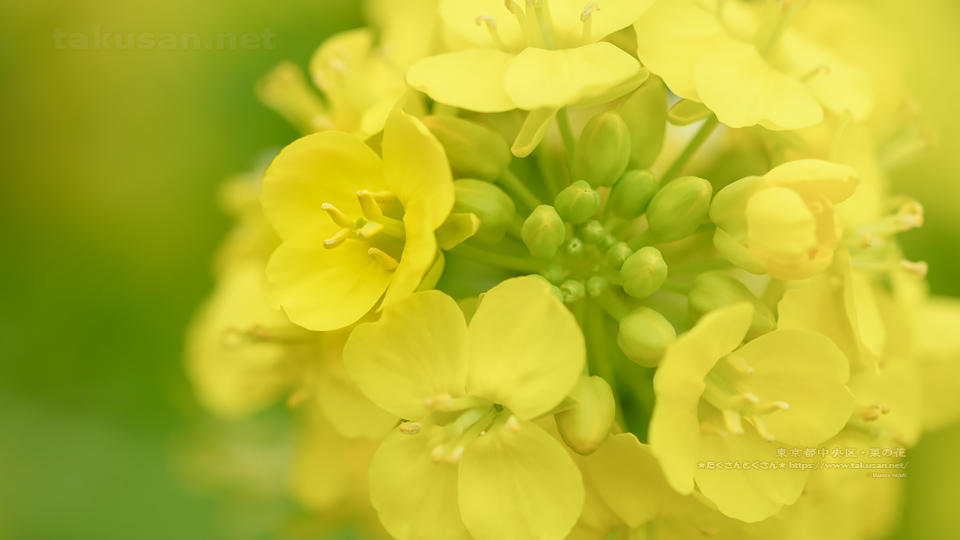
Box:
[0,1,958,539]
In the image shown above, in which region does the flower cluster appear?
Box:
[186,0,959,538]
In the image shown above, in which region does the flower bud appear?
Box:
[556,376,616,455]
[554,181,600,224]
[581,220,606,245]
[646,176,713,243]
[453,179,516,243]
[574,111,632,187]
[522,205,566,259]
[586,276,608,297]
[605,242,633,270]
[565,237,584,260]
[421,115,511,182]
[609,170,658,219]
[689,272,775,338]
[618,76,667,169]
[617,307,676,368]
[560,280,586,303]
[541,263,566,285]
[621,247,667,299]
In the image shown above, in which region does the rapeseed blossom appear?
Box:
[184,0,960,537]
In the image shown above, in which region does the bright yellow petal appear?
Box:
[407,49,517,113]
[344,290,470,420]
[695,407,808,523]
[382,109,455,230]
[265,225,392,331]
[584,434,671,528]
[466,277,585,419]
[381,212,440,308]
[634,0,728,101]
[459,416,584,540]
[369,426,472,540]
[261,131,385,239]
[649,303,753,494]
[763,159,859,204]
[736,329,854,447]
[695,41,822,130]
[504,43,644,111]
[745,187,818,265]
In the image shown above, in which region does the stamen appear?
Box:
[370,190,397,204]
[357,221,384,239]
[729,393,760,409]
[447,445,465,463]
[475,15,507,50]
[725,355,754,375]
[580,2,600,43]
[431,444,445,463]
[506,415,521,433]
[321,203,356,229]
[755,401,790,414]
[580,1,600,21]
[750,415,775,441]
[286,389,308,410]
[357,190,383,220]
[722,410,744,435]
[897,201,924,229]
[368,248,400,271]
[424,393,454,410]
[399,422,422,435]
[858,233,877,250]
[323,227,352,249]
[700,422,729,438]
[900,260,928,278]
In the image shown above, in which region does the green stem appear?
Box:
[668,258,733,275]
[594,288,632,321]
[660,281,693,295]
[585,302,625,428]
[497,169,543,211]
[449,242,544,273]
[533,144,566,200]
[661,115,719,182]
[626,229,658,251]
[556,108,578,180]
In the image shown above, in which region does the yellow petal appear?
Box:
[849,362,922,446]
[763,159,859,204]
[382,109,455,231]
[438,0,525,50]
[695,407,808,523]
[466,277,585,419]
[369,426,472,540]
[504,43,644,111]
[649,303,753,494]
[459,416,584,540]
[511,108,557,158]
[549,0,655,45]
[407,49,517,113]
[634,0,728,101]
[265,225,392,331]
[744,186,818,265]
[695,41,822,130]
[381,211,440,308]
[262,131,385,239]
[736,329,854,447]
[584,434,670,528]
[344,290,470,420]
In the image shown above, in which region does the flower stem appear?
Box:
[660,281,693,295]
[668,258,733,274]
[498,169,543,211]
[661,115,719,182]
[556,108,578,181]
[448,242,544,273]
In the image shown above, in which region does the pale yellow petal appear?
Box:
[407,49,517,113]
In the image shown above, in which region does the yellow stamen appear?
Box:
[729,393,760,409]
[725,354,754,375]
[700,422,728,438]
[368,248,400,271]
[321,203,356,229]
[357,220,384,239]
[357,190,383,220]
[755,401,790,414]
[323,227,352,249]
[506,415,521,433]
[424,393,454,410]
[286,389,308,410]
[750,415,775,441]
[476,15,507,50]
[399,422,422,435]
[900,260,928,278]
[722,410,744,435]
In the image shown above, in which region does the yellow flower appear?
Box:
[635,0,874,130]
[343,277,586,540]
[262,109,454,331]
[648,303,854,522]
[710,159,859,280]
[406,0,651,113]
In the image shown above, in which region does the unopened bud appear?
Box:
[574,111,632,187]
[586,276,608,297]
[646,176,713,243]
[617,307,676,367]
[453,179,516,243]
[541,263,566,285]
[618,76,667,169]
[565,237,584,259]
[421,115,511,181]
[522,205,566,259]
[621,247,667,299]
[689,272,775,338]
[561,280,586,303]
[609,170,658,219]
[555,180,600,224]
[605,242,633,270]
[556,376,616,455]
[581,220,606,245]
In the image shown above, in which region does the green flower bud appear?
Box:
[453,179,516,244]
[565,237,584,260]
[689,272,776,338]
[605,242,633,270]
[574,111,632,188]
[646,176,713,243]
[530,275,566,303]
[554,180,600,224]
[421,115,510,181]
[600,233,617,252]
[541,263,566,285]
[618,76,667,169]
[581,220,606,245]
[522,205,566,259]
[556,375,616,455]
[621,247,667,298]
[560,280,585,303]
[609,170,658,220]
[586,276,608,297]
[617,307,676,368]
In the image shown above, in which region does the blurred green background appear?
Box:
[0,1,958,539]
